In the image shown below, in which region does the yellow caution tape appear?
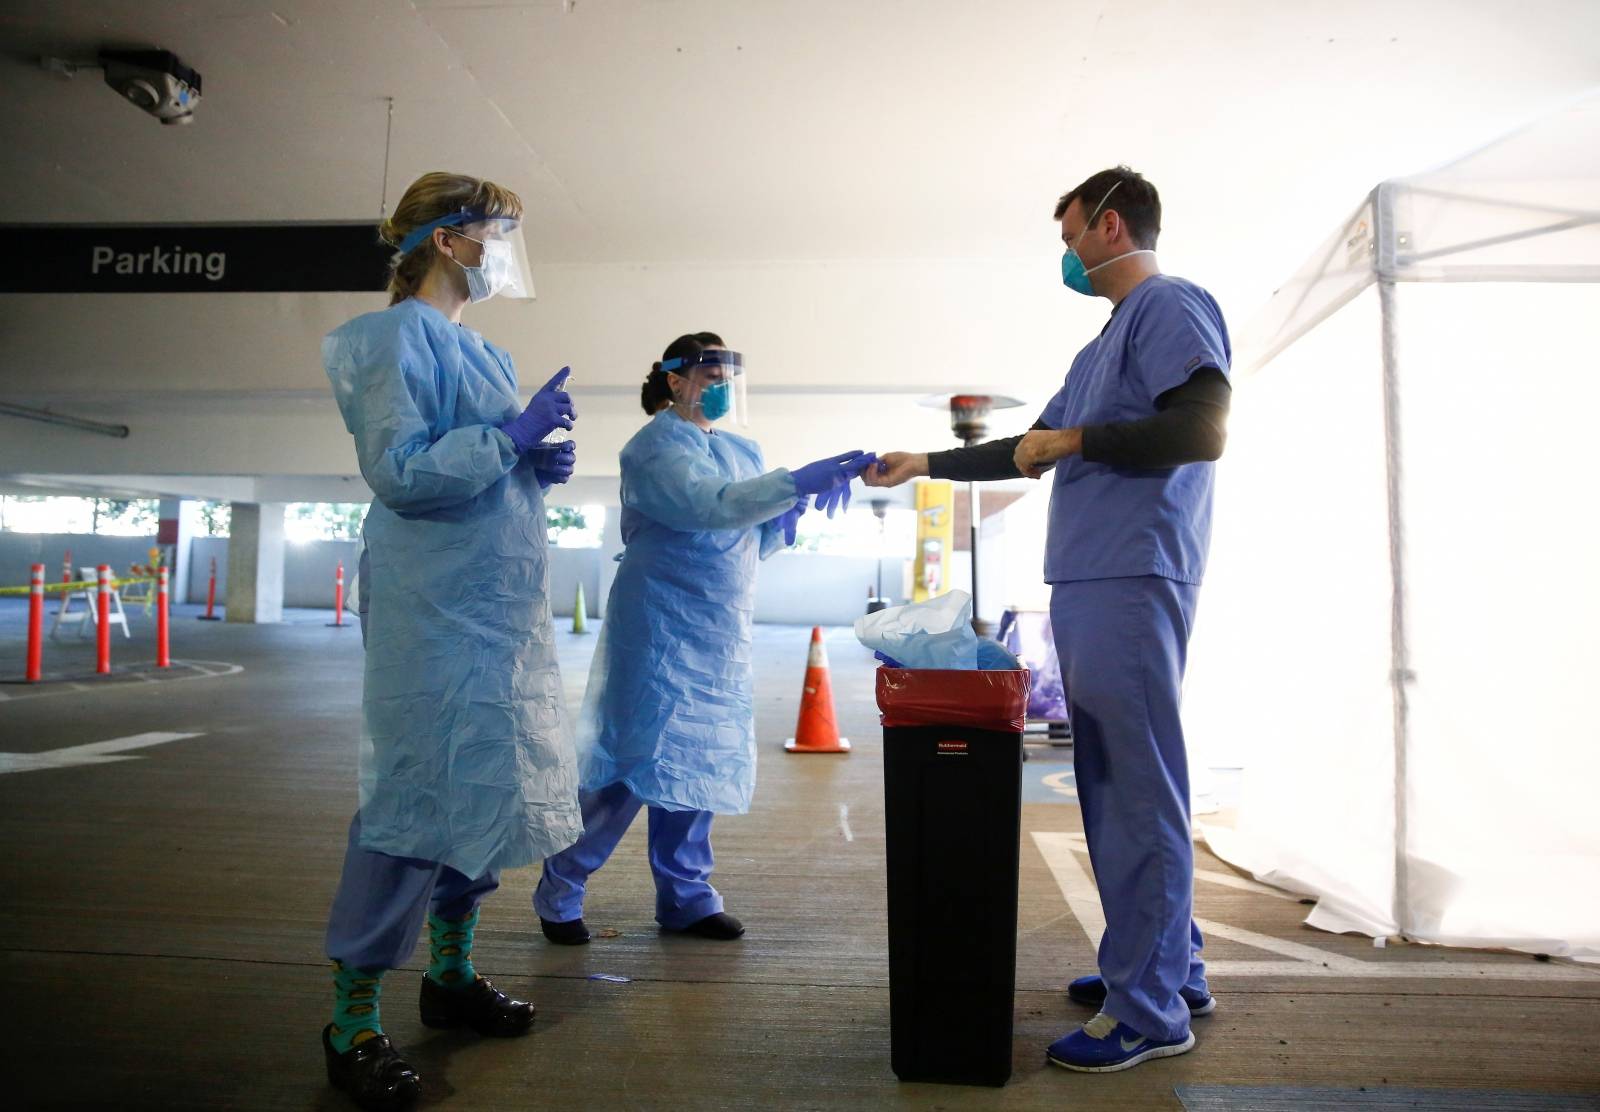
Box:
[0,576,157,598]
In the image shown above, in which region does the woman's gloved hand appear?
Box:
[500,367,576,452]
[794,452,876,518]
[532,439,577,487]
[772,497,808,546]
[791,450,875,498]
[815,466,868,518]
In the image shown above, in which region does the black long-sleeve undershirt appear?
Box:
[926,368,1231,482]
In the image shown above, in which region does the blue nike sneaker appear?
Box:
[1066,974,1216,1016]
[1046,1012,1196,1073]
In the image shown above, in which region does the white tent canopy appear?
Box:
[1239,90,1600,374]
[1185,91,1600,961]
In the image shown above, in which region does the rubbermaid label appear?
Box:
[936,740,969,756]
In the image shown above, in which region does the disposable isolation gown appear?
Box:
[323,297,581,878]
[577,409,796,813]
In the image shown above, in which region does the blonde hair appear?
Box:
[377,172,524,306]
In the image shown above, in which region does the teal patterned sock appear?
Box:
[329,961,384,1054]
[425,908,480,989]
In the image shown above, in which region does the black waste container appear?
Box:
[878,666,1030,1087]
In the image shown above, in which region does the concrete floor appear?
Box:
[2,599,1597,1111]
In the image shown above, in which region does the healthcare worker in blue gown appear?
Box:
[534,332,873,944]
[319,171,583,1112]
[866,166,1232,1075]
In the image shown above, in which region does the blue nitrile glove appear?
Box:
[500,367,575,453]
[772,497,807,546]
[874,650,906,668]
[814,452,876,517]
[533,439,577,487]
[791,450,870,498]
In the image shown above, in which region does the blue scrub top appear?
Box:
[1038,274,1231,585]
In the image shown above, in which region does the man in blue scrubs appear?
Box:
[866,165,1231,1074]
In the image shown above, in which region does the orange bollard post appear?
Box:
[785,626,851,753]
[199,556,221,620]
[328,561,347,628]
[95,565,111,675]
[156,567,171,669]
[26,563,44,683]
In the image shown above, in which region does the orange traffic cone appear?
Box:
[785,626,851,753]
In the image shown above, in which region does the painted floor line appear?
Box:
[1031,831,1106,947]
[0,660,243,702]
[1195,916,1369,972]
[0,731,206,774]
[1045,829,1308,902]
[1029,831,1600,983]
[1201,959,1600,982]
[1193,866,1303,901]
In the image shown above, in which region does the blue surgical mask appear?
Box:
[1061,249,1094,296]
[699,380,732,422]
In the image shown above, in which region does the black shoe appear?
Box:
[540,916,592,945]
[322,1024,421,1111]
[669,912,745,940]
[419,974,535,1037]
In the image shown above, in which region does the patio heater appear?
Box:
[919,392,1024,636]
[867,497,890,614]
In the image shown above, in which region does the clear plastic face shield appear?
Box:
[663,348,748,426]
[396,209,537,302]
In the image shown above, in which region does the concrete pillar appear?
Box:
[595,503,623,619]
[157,497,203,605]
[225,502,285,623]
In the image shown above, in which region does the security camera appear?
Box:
[100,49,202,125]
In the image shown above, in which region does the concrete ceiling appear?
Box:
[2,1,1595,306]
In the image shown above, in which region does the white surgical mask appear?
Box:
[450,235,517,303]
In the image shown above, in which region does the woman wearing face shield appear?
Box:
[318,171,583,1111]
[532,332,873,944]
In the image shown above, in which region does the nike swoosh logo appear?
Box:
[1120,1036,1147,1052]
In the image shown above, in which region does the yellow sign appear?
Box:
[912,479,955,602]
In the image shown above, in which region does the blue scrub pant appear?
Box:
[533,782,722,930]
[325,812,500,971]
[1050,575,1208,1042]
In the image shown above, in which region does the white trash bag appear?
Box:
[854,590,979,670]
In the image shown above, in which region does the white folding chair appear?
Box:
[53,566,132,640]
[50,571,94,640]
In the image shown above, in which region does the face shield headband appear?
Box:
[394,209,535,300]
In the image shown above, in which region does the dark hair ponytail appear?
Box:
[641,367,674,414]
[639,331,726,416]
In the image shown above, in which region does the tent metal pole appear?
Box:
[1375,183,1414,941]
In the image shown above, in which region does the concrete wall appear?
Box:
[8,530,908,626]
[0,532,159,587]
[189,537,230,604]
[548,548,602,620]
[279,539,362,612]
[189,536,602,616]
[754,554,910,627]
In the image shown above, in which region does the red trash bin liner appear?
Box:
[876,668,1031,732]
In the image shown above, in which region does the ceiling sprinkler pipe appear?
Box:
[0,402,130,439]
